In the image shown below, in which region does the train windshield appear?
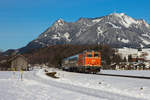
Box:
[94,53,99,57]
[87,54,92,57]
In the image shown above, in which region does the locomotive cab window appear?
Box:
[87,53,92,57]
[94,53,99,57]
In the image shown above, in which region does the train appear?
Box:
[62,50,101,73]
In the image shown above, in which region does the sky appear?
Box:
[0,0,150,51]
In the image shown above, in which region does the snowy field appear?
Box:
[0,68,150,100]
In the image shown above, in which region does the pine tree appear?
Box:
[123,57,127,62]
[128,55,132,62]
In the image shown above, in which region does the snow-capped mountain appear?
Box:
[20,13,150,53]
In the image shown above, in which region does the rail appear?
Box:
[97,73,150,79]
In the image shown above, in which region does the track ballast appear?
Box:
[97,73,150,79]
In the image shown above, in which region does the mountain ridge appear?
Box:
[17,13,150,53]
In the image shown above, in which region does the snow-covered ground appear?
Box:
[0,68,150,100]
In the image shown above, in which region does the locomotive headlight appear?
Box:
[92,59,95,63]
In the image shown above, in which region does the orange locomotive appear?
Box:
[62,50,101,73]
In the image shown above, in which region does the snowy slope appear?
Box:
[0,69,150,100]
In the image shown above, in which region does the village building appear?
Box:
[9,55,28,71]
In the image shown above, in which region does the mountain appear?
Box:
[19,13,150,53]
[2,49,16,56]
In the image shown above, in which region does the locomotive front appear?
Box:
[78,51,101,73]
[84,51,101,67]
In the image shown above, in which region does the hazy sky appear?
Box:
[0,0,150,51]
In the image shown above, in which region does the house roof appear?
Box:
[8,55,28,62]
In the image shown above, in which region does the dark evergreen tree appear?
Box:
[128,55,132,62]
[123,57,127,62]
[136,56,138,62]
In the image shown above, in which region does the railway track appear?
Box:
[97,73,150,79]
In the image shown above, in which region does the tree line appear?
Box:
[0,45,123,69]
[23,44,122,68]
